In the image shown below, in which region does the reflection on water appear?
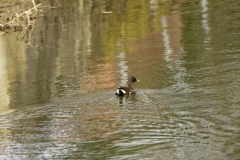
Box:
[0,0,240,159]
[0,41,10,114]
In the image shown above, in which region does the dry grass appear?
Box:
[0,0,45,32]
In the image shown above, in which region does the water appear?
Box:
[0,0,240,159]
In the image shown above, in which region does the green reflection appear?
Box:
[104,0,169,55]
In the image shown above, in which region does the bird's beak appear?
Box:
[137,79,140,82]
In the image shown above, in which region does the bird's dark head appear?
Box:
[130,76,140,83]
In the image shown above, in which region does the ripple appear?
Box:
[0,89,239,159]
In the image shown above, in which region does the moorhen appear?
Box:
[115,76,140,96]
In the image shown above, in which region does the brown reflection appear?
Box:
[79,63,116,93]
[163,0,184,60]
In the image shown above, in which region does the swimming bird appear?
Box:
[115,76,140,96]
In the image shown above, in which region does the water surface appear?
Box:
[0,0,240,159]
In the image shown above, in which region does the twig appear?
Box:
[32,0,36,8]
[0,1,44,33]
